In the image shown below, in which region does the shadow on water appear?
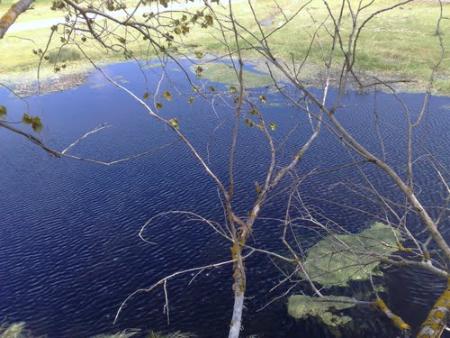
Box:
[0,60,449,337]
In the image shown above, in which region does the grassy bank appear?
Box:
[1,0,449,93]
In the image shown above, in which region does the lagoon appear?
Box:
[1,61,449,337]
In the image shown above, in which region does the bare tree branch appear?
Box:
[0,0,34,39]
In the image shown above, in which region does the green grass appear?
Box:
[186,0,450,92]
[1,0,450,93]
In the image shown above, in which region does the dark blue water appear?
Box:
[0,61,449,337]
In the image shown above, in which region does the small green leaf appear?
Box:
[169,118,179,129]
[156,102,163,109]
[255,181,261,194]
[163,91,172,101]
[22,114,43,132]
[249,107,259,115]
[22,113,33,124]
[143,91,150,100]
[195,66,203,77]
[0,105,7,117]
[31,117,43,132]
[204,14,213,26]
[269,122,277,131]
[244,118,254,127]
[181,24,190,35]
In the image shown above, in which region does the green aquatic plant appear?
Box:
[147,331,195,338]
[301,222,400,287]
[0,322,30,338]
[92,329,195,338]
[193,63,272,88]
[287,223,413,336]
[0,323,194,338]
[288,295,355,328]
[92,330,140,338]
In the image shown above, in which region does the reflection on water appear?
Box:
[0,61,449,337]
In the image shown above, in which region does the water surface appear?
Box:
[1,61,449,337]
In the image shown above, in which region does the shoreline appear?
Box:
[3,57,448,98]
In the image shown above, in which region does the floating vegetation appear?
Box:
[0,323,194,338]
[287,222,405,336]
[92,330,195,338]
[288,295,355,328]
[11,72,88,97]
[92,330,139,338]
[0,322,30,338]
[142,63,164,70]
[147,331,195,338]
[301,222,400,287]
[193,63,273,88]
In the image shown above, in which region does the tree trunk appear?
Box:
[228,290,244,338]
[228,243,246,338]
